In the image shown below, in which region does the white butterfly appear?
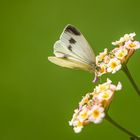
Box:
[48,24,96,73]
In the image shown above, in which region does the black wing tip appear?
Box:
[64,24,81,36]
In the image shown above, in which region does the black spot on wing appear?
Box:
[69,38,76,44]
[65,25,81,36]
[68,45,72,51]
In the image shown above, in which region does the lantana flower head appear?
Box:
[69,79,122,133]
[95,33,140,79]
[112,32,136,46]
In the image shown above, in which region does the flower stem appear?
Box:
[122,64,140,96]
[105,114,140,140]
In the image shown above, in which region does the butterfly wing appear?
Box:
[48,24,96,72]
[48,56,94,72]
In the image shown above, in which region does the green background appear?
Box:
[1,0,140,140]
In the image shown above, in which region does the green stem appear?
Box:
[122,64,140,96]
[106,114,140,140]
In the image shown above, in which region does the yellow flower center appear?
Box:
[84,98,89,104]
[77,121,83,127]
[100,85,107,91]
[129,43,136,48]
[118,52,123,58]
[99,66,105,73]
[92,110,100,118]
[81,112,88,119]
[102,93,109,99]
[110,62,117,69]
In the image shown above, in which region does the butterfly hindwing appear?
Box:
[48,56,94,72]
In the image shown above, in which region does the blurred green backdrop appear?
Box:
[1,0,140,140]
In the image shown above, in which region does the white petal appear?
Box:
[107,67,112,73]
[116,82,122,90]
[94,118,103,124]
[107,78,112,84]
[73,127,83,133]
[101,112,105,118]
[69,121,73,126]
[99,107,104,112]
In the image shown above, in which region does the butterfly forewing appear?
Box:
[60,25,95,64]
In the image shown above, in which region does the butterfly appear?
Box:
[48,24,96,73]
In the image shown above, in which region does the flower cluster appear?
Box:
[95,33,140,78]
[69,79,122,133]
